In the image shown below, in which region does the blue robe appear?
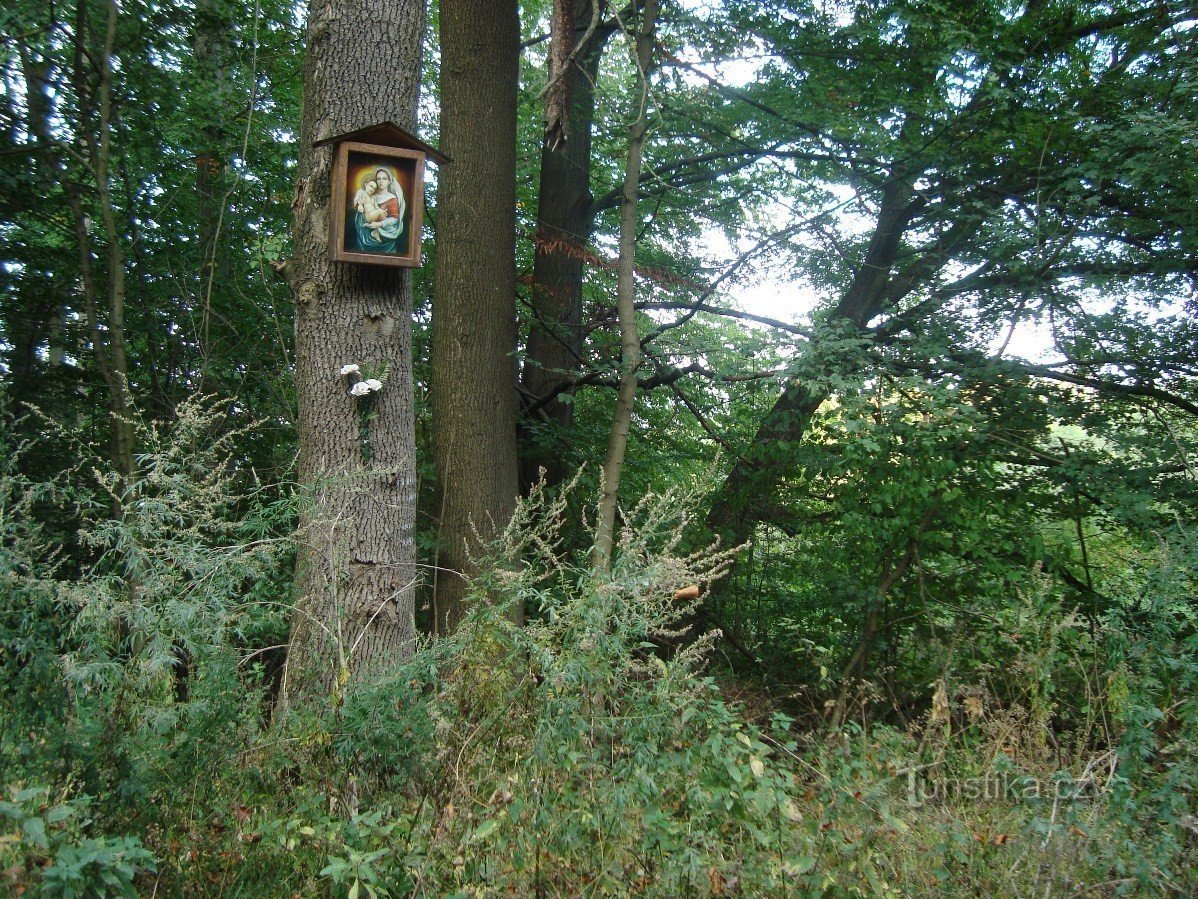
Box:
[354,210,402,254]
[354,188,405,254]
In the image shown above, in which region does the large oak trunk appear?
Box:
[282,0,425,704]
[429,0,521,632]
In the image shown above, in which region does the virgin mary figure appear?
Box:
[354,167,406,253]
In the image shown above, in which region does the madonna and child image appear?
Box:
[328,139,427,267]
[345,157,412,255]
[330,146,424,266]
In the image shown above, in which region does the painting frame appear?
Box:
[329,141,426,268]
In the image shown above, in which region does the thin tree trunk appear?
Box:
[593,0,658,571]
[430,0,521,633]
[66,0,136,483]
[281,0,426,705]
[92,0,134,480]
[11,50,69,415]
[830,501,938,729]
[193,0,235,355]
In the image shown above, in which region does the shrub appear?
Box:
[0,785,155,897]
[317,479,822,896]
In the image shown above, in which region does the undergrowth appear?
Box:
[1,402,1196,896]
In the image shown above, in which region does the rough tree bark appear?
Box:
[593,0,658,570]
[429,0,521,633]
[519,0,614,491]
[281,0,425,704]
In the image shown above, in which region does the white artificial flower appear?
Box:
[364,378,383,392]
[349,381,372,397]
[339,363,361,376]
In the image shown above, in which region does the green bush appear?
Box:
[310,480,820,895]
[0,786,155,897]
[3,405,1196,896]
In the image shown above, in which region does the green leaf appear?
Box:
[470,818,499,842]
[23,816,47,849]
[786,855,816,876]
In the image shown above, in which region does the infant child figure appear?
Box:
[353,180,385,225]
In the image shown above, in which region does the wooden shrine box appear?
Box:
[317,122,448,268]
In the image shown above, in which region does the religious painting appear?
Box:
[329,141,426,267]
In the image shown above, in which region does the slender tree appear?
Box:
[10,26,74,418]
[593,0,658,569]
[63,0,136,484]
[430,0,521,632]
[192,0,236,341]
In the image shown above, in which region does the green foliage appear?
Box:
[68,395,293,682]
[316,482,810,895]
[253,495,1196,897]
[0,396,293,824]
[3,0,1198,896]
[2,430,1197,895]
[0,786,155,897]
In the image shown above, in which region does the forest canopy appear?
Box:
[1,0,1196,895]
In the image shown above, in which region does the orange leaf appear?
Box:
[708,867,724,895]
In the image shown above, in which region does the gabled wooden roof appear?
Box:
[313,121,449,165]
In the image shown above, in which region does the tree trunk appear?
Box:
[281,0,426,705]
[829,502,936,730]
[64,0,136,483]
[9,52,67,415]
[192,0,235,349]
[593,0,657,570]
[519,0,613,491]
[429,0,521,633]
